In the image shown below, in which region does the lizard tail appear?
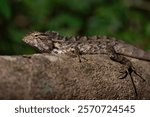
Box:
[115,44,150,61]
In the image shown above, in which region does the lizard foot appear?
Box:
[118,66,145,97]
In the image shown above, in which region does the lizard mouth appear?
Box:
[22,36,31,45]
[22,37,29,44]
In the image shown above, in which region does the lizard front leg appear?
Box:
[107,45,145,96]
[66,46,88,63]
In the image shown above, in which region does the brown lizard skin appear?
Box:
[22,31,150,61]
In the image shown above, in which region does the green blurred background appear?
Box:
[0,0,150,55]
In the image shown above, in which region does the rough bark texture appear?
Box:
[0,54,150,100]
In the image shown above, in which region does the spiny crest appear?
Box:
[45,31,63,40]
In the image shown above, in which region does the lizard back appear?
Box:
[22,31,150,61]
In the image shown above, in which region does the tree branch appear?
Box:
[0,54,149,99]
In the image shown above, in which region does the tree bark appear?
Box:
[0,54,150,99]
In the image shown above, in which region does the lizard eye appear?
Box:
[34,34,38,37]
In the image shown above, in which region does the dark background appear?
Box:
[0,0,150,55]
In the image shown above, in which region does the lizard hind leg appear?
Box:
[116,67,138,97]
[117,67,138,97]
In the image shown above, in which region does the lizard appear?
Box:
[22,31,148,96]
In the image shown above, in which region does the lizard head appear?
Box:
[22,31,61,52]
